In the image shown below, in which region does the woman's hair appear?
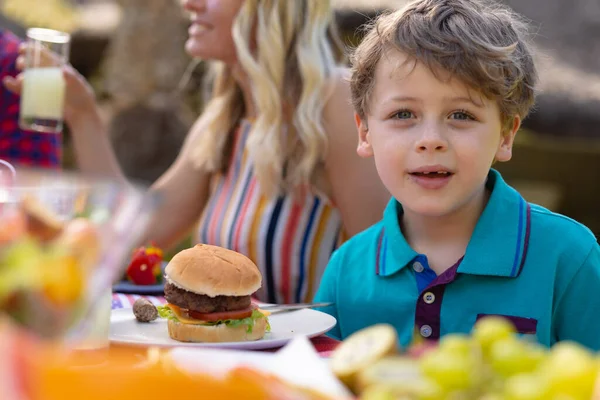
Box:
[190,0,345,196]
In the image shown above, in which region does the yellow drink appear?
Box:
[19,67,66,133]
[19,28,70,134]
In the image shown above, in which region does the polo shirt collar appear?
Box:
[458,169,531,277]
[379,169,530,278]
[378,200,418,276]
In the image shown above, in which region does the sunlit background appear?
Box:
[2,0,599,237]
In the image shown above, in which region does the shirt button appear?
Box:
[423,292,436,304]
[413,261,424,273]
[420,325,433,338]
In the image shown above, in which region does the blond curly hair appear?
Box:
[190,0,345,196]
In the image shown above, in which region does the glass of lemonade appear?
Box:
[19,28,70,134]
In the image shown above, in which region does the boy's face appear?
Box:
[356,49,520,218]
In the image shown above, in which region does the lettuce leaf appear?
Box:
[157,305,178,321]
[156,306,270,334]
[226,310,269,333]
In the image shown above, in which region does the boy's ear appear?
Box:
[355,113,374,158]
[495,115,521,163]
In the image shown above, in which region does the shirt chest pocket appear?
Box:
[476,314,538,335]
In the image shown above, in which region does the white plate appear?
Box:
[109,307,337,350]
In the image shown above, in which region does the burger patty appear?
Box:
[164,282,251,313]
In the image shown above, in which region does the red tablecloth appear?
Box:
[112,293,340,357]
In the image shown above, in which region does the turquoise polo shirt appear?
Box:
[314,169,600,350]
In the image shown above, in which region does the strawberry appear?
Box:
[125,244,164,285]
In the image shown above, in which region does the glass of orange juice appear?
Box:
[19,28,70,134]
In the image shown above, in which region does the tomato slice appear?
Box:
[188,304,257,322]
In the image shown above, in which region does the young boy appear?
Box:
[314,0,600,350]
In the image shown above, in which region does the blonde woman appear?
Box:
[5,0,390,304]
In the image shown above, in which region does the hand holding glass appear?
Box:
[19,28,70,134]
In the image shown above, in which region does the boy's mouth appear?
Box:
[408,166,455,189]
[409,171,453,178]
[408,165,455,177]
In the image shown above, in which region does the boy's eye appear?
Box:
[450,111,475,121]
[392,110,414,119]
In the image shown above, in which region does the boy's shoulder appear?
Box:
[527,202,598,264]
[334,220,385,261]
[529,203,597,243]
[324,221,386,287]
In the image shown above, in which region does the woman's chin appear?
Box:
[184,40,235,64]
[185,40,204,58]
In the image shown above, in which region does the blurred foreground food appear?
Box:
[0,168,157,341]
[331,318,600,400]
[0,319,337,400]
[0,195,100,338]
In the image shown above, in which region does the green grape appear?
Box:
[504,374,549,400]
[359,385,396,400]
[357,357,447,399]
[420,348,478,392]
[550,395,579,400]
[485,376,508,395]
[472,317,516,357]
[356,357,421,394]
[359,379,445,400]
[538,341,598,399]
[479,393,506,400]
[489,337,545,378]
[439,334,478,357]
[415,378,446,400]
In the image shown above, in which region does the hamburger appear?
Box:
[156,244,270,343]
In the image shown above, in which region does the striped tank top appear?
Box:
[196,120,344,304]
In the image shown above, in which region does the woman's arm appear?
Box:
[65,79,213,249]
[323,68,390,236]
[144,117,213,249]
[63,82,213,249]
[3,51,212,250]
[3,47,126,179]
[62,75,127,180]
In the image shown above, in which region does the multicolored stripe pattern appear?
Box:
[196,120,344,304]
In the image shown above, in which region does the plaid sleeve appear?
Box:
[0,30,62,169]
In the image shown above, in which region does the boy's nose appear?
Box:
[414,126,448,153]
